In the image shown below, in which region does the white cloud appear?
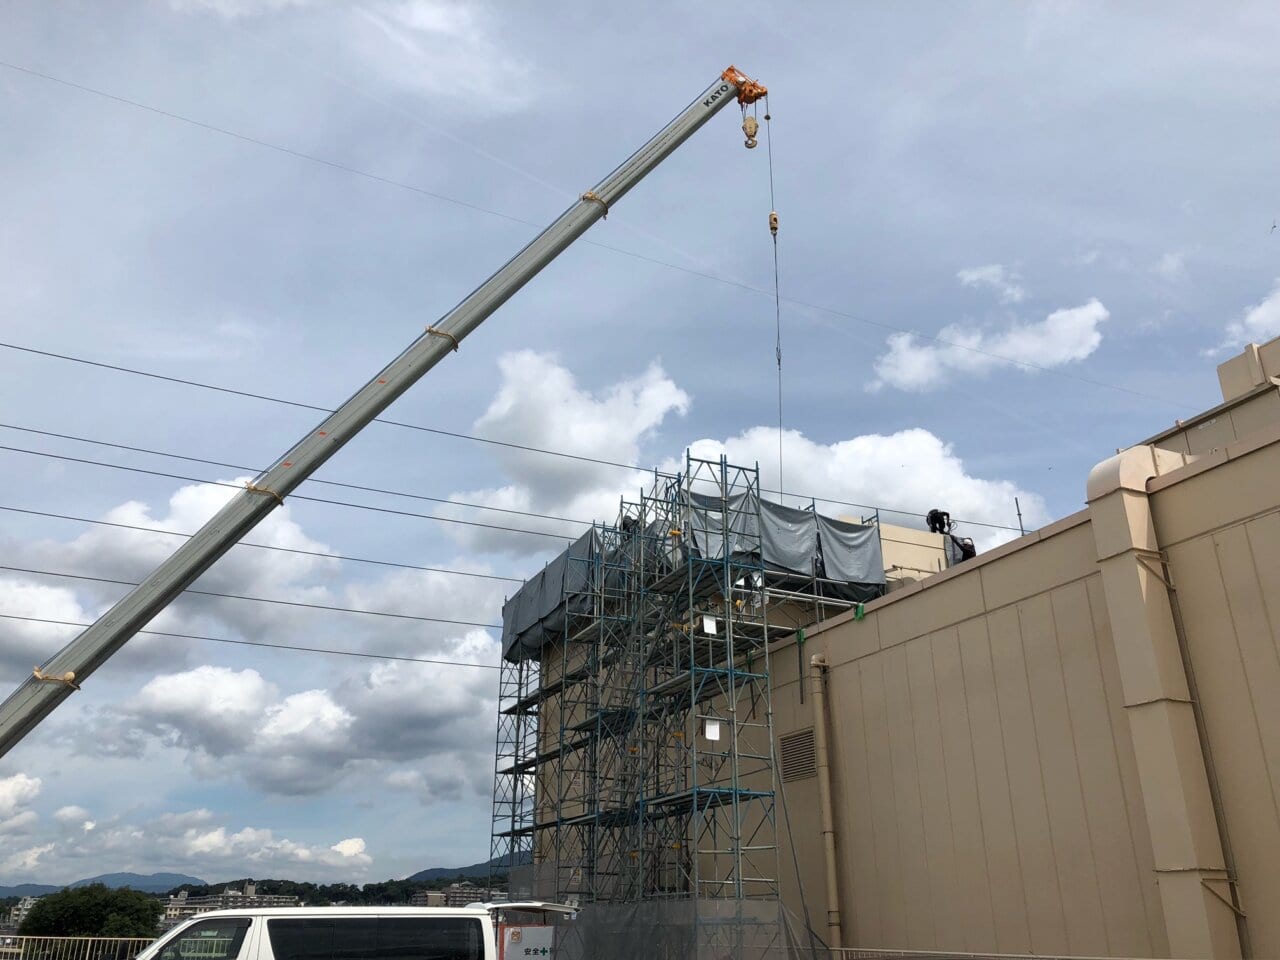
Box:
[54,804,90,823]
[440,351,689,555]
[1,477,342,687]
[92,654,496,799]
[0,772,41,818]
[1152,251,1187,282]
[2,806,374,882]
[168,0,532,112]
[1216,278,1280,353]
[0,774,41,836]
[53,805,96,832]
[0,844,54,874]
[168,0,313,16]
[0,579,95,680]
[869,299,1109,392]
[678,426,1043,550]
[957,263,1026,303]
[330,837,366,858]
[351,2,532,110]
[451,353,1042,554]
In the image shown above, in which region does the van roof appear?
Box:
[183,907,491,919]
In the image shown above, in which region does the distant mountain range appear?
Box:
[0,872,206,899]
[406,852,529,883]
[2,855,530,900]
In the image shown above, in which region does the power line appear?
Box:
[0,422,592,530]
[0,613,498,670]
[0,344,1022,532]
[1,564,502,629]
[0,443,575,542]
[0,59,1190,411]
[0,504,523,584]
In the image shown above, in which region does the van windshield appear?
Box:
[157,918,252,960]
[268,917,482,960]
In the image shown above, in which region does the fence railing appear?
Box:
[1,937,154,960]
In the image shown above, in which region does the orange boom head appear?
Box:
[722,65,767,105]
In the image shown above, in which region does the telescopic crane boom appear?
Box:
[0,66,767,759]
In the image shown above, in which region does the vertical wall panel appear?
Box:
[1052,580,1158,958]
[957,617,1033,953]
[931,628,999,951]
[1019,593,1109,956]
[905,636,962,949]
[881,645,935,948]
[1169,506,1280,957]
[858,653,906,945]
[988,604,1070,954]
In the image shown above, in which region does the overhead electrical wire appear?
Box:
[0,563,502,629]
[0,443,576,542]
[0,348,1022,533]
[0,59,1191,411]
[0,422,592,530]
[0,613,499,670]
[0,504,523,584]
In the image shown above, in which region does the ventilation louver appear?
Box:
[779,727,816,782]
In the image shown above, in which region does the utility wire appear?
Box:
[0,344,1023,532]
[0,563,501,629]
[0,59,1190,411]
[0,422,591,530]
[0,613,498,670]
[0,504,522,584]
[0,444,575,542]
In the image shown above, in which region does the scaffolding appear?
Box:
[491,452,884,955]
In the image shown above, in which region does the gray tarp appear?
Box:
[815,514,886,585]
[759,499,818,576]
[687,491,759,561]
[501,529,597,662]
[502,494,890,662]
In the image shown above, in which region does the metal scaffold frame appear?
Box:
[490,451,883,956]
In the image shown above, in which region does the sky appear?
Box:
[2,0,1280,886]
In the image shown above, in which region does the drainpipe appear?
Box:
[809,652,843,949]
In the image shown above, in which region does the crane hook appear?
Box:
[742,115,759,149]
[769,211,779,237]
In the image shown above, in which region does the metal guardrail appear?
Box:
[0,936,154,960]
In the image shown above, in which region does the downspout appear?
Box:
[809,652,843,949]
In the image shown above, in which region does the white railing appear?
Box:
[1,937,154,960]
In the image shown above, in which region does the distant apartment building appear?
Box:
[7,896,40,929]
[413,882,507,908]
[163,882,298,925]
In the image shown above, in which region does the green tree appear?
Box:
[19,885,162,937]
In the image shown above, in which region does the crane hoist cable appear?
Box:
[744,94,785,498]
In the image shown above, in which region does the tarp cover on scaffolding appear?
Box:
[501,494,886,662]
[501,528,598,663]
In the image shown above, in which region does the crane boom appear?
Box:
[0,66,766,758]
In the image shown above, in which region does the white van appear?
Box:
[135,904,573,960]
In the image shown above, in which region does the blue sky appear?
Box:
[2,0,1280,884]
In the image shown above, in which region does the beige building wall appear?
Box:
[768,339,1280,959]
[774,520,1168,957]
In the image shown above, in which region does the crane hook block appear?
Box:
[742,115,759,149]
[769,211,779,236]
